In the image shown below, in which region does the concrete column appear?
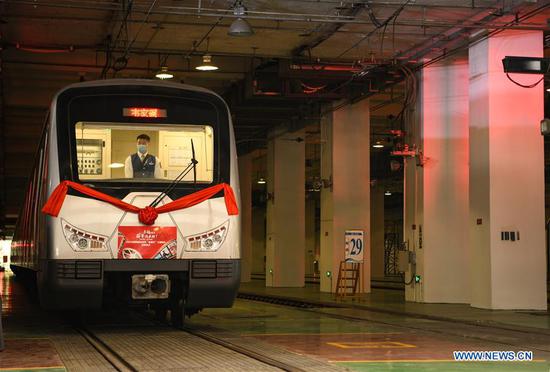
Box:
[305,198,316,277]
[404,58,470,303]
[469,30,546,310]
[251,205,266,275]
[320,112,335,292]
[370,185,385,279]
[320,100,371,293]
[238,153,253,283]
[265,130,305,287]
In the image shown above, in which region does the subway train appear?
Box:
[10,79,241,324]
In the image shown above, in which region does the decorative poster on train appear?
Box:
[117,226,177,259]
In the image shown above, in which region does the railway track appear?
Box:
[76,326,138,372]
[74,311,310,372]
[183,327,307,372]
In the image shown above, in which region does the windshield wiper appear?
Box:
[149,139,198,208]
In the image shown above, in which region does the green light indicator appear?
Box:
[414,274,421,283]
[326,271,332,277]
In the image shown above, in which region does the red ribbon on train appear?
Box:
[42,180,239,225]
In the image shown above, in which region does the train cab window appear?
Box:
[75,122,214,183]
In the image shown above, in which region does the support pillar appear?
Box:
[251,202,266,276]
[305,198,316,278]
[370,185,385,279]
[320,100,370,293]
[404,58,470,303]
[469,30,546,309]
[265,130,305,287]
[238,153,253,283]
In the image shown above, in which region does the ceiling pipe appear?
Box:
[2,59,246,77]
[409,2,550,69]
[1,13,461,36]
[8,1,548,29]
[9,0,369,24]
[260,0,500,10]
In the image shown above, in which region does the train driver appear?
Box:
[124,134,163,178]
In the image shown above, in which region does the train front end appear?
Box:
[40,80,240,318]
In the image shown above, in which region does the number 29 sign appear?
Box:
[345,230,365,262]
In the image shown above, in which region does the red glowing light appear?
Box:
[123,107,167,118]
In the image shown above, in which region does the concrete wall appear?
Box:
[404,59,470,303]
[422,60,470,303]
[370,186,385,279]
[238,154,253,282]
[305,198,317,277]
[251,206,266,275]
[321,100,370,292]
[266,130,306,287]
[469,30,546,310]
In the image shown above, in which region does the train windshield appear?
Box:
[75,122,214,183]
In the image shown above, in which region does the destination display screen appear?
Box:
[123,107,167,118]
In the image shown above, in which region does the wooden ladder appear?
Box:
[335,261,361,297]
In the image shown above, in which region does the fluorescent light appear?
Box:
[196,55,219,71]
[257,177,266,184]
[196,65,218,71]
[155,66,173,79]
[373,141,384,148]
[384,190,392,196]
[108,163,125,169]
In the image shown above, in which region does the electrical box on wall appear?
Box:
[501,231,520,242]
[398,250,415,273]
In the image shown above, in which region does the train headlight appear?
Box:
[184,220,229,252]
[62,219,108,252]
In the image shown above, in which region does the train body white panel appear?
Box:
[54,194,240,260]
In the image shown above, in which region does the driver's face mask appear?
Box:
[137,144,148,154]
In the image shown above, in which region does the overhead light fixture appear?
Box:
[195,54,219,71]
[502,56,550,74]
[257,177,266,184]
[373,141,384,148]
[155,66,173,79]
[384,190,392,196]
[228,2,254,37]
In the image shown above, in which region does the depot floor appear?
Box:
[1,272,550,371]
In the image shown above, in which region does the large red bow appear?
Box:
[42,180,239,225]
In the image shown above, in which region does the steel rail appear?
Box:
[131,309,308,372]
[77,312,304,372]
[183,326,307,372]
[76,327,139,372]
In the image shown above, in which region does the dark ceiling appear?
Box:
[0,0,549,232]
